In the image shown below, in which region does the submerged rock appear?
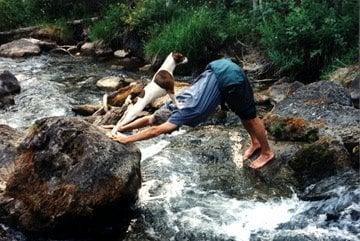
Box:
[0,71,21,109]
[252,170,360,241]
[0,117,141,235]
[0,38,56,58]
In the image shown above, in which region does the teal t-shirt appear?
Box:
[206,58,246,91]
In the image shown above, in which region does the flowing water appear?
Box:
[0,55,359,241]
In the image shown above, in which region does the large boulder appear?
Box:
[0,117,141,235]
[268,79,304,105]
[264,81,360,166]
[0,38,56,58]
[0,125,22,190]
[0,71,21,108]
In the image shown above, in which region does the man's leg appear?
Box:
[242,117,274,169]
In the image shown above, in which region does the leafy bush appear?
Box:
[259,0,358,81]
[89,3,128,43]
[144,8,227,68]
[0,0,29,31]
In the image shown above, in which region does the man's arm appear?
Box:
[111,121,178,144]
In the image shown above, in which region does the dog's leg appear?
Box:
[168,93,181,109]
[111,95,133,135]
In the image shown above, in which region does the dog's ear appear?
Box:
[172,52,185,64]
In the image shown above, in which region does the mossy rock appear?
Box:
[289,138,352,189]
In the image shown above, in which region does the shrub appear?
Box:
[144,7,227,69]
[89,3,128,43]
[0,0,29,31]
[259,0,358,81]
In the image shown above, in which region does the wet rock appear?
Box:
[169,125,293,198]
[80,42,96,55]
[350,75,359,108]
[96,76,127,91]
[106,82,145,107]
[72,104,102,116]
[253,170,360,241]
[116,57,145,71]
[0,224,27,241]
[329,63,360,88]
[0,125,22,191]
[0,38,56,58]
[1,117,141,235]
[268,79,304,104]
[264,81,360,165]
[81,41,113,58]
[114,49,129,58]
[0,71,21,108]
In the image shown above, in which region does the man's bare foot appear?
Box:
[243,143,261,160]
[249,151,275,169]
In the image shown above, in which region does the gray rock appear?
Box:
[268,79,304,104]
[350,74,359,108]
[264,81,360,166]
[96,76,127,91]
[1,117,141,234]
[114,49,129,58]
[0,71,21,108]
[0,38,56,58]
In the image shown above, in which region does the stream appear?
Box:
[0,55,359,241]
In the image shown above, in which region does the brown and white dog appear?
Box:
[111,52,188,135]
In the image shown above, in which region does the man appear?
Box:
[111,58,274,169]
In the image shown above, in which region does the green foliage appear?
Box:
[89,3,128,43]
[259,0,359,81]
[144,8,227,68]
[0,0,29,31]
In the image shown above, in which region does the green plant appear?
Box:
[0,0,29,31]
[89,3,128,43]
[259,0,358,81]
[144,7,227,69]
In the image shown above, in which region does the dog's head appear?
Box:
[172,52,188,65]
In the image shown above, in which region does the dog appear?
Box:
[110,52,188,135]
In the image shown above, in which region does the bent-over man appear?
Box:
[111,58,274,169]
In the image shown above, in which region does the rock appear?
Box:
[168,125,293,198]
[139,64,152,73]
[0,71,21,108]
[80,42,96,55]
[1,117,141,235]
[252,170,360,241]
[96,76,127,91]
[114,49,129,58]
[264,81,360,163]
[150,81,191,109]
[71,104,102,116]
[268,79,304,104]
[0,224,27,241]
[350,74,359,108]
[0,38,56,58]
[106,82,145,107]
[116,57,144,71]
[329,63,360,88]
[81,41,113,58]
[0,125,22,191]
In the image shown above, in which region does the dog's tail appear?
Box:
[103,93,109,112]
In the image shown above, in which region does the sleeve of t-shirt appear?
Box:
[167,109,186,127]
[168,108,200,127]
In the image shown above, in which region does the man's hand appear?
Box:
[111,132,129,144]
